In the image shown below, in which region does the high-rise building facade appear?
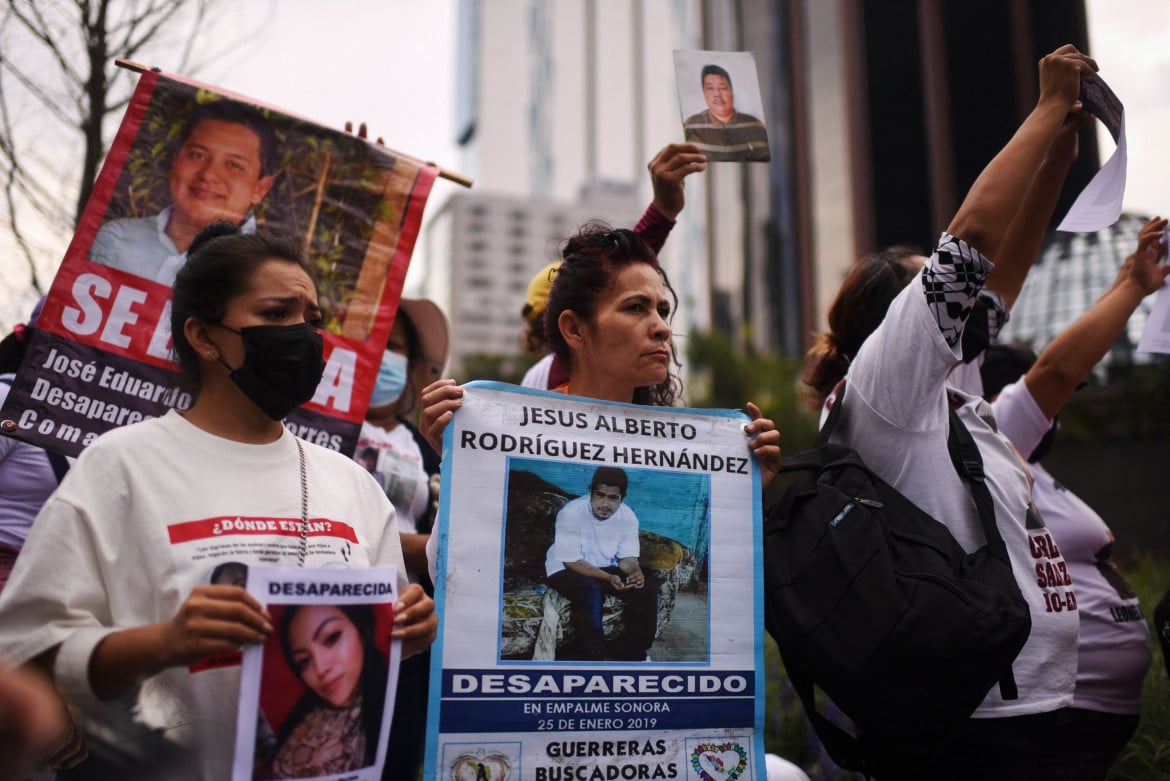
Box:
[419,0,736,375]
[798,0,1095,331]
[416,0,1093,376]
[419,189,644,374]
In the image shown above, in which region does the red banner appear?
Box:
[1,70,438,456]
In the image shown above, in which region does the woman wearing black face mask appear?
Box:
[0,223,437,781]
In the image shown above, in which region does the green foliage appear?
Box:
[1106,556,1170,780]
[459,352,534,386]
[685,328,819,503]
[1059,362,1170,444]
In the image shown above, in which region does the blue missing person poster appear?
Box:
[425,382,765,781]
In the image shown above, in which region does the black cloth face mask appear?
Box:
[215,323,326,420]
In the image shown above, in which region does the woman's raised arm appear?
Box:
[946,45,1095,261]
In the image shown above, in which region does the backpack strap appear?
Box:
[946,407,1019,701]
[945,410,1008,562]
[822,384,1013,572]
[784,652,872,775]
[45,451,71,483]
[814,379,848,447]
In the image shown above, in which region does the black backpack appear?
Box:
[763,384,1031,776]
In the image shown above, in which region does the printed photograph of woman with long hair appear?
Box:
[253,603,392,779]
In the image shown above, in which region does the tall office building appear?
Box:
[796,0,1095,331]
[416,0,1093,376]
[418,0,738,375]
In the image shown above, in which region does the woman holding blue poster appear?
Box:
[0,223,436,780]
[419,224,781,610]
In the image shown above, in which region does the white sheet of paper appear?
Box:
[1136,283,1170,355]
[232,565,401,781]
[1057,114,1128,233]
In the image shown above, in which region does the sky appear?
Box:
[211,0,462,203]
[1083,0,1170,218]
[1,0,1167,328]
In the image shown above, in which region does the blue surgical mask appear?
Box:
[370,350,408,407]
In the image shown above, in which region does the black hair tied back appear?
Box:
[187,220,243,260]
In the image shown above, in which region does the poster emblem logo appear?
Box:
[688,741,748,781]
[449,751,513,780]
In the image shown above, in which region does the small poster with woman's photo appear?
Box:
[233,566,402,781]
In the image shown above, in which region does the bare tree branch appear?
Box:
[0,74,46,294]
[74,0,110,221]
[0,0,265,311]
[172,0,211,73]
[0,62,73,229]
[8,2,85,92]
[118,0,191,59]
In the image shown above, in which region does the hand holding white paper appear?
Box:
[1057,114,1128,233]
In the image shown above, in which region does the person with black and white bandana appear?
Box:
[801,44,1104,778]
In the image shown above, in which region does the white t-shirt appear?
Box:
[766,753,811,781]
[832,233,1078,719]
[354,421,429,534]
[521,353,554,390]
[544,494,640,577]
[427,522,439,583]
[0,411,406,781]
[993,378,1150,714]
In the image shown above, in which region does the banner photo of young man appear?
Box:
[0,69,438,458]
[234,565,402,781]
[424,382,765,781]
